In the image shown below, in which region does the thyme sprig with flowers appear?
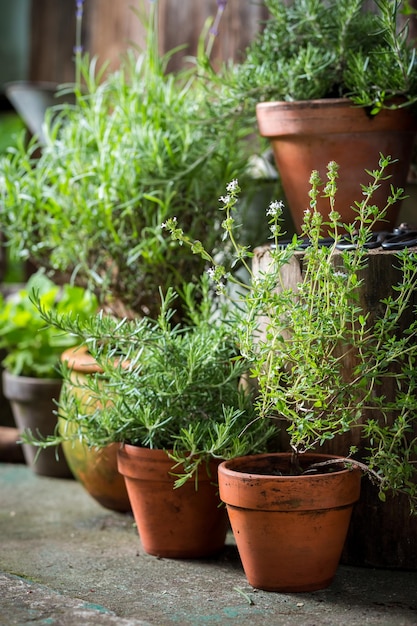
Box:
[164,155,417,511]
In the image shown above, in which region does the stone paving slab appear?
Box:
[1,463,417,626]
[0,573,150,626]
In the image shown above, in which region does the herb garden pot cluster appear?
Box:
[6,0,417,594]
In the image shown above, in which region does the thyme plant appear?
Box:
[164,155,417,511]
[24,278,274,486]
[218,0,417,114]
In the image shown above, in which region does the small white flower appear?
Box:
[161,217,177,229]
[219,195,231,204]
[206,267,216,279]
[226,179,238,192]
[267,200,284,216]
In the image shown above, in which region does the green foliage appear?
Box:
[218,0,417,113]
[165,156,417,512]
[0,4,253,319]
[24,277,274,484]
[0,113,25,155]
[0,271,98,378]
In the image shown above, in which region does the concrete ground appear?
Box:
[1,462,417,626]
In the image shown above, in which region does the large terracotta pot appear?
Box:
[256,98,417,233]
[2,369,72,478]
[117,444,229,558]
[59,346,131,513]
[218,452,361,592]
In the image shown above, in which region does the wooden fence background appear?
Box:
[29,0,270,83]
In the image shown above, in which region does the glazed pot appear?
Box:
[256,98,417,233]
[2,369,72,478]
[117,444,229,558]
[59,346,131,513]
[218,452,361,592]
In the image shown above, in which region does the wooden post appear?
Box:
[253,244,417,569]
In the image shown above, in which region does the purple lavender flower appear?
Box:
[74,0,84,63]
[75,0,84,20]
[210,0,228,37]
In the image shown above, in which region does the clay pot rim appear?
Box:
[255,97,417,135]
[218,452,362,512]
[61,345,129,373]
[257,97,353,110]
[256,96,413,112]
[61,345,102,373]
[2,368,63,386]
[118,443,220,482]
[219,452,358,480]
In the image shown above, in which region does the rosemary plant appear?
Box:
[23,277,274,485]
[164,155,417,511]
[217,0,417,114]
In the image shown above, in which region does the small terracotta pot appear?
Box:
[218,452,361,592]
[59,346,131,512]
[256,98,417,233]
[117,444,229,558]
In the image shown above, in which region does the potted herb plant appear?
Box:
[0,1,254,320]
[215,0,417,232]
[23,277,274,558]
[0,270,97,477]
[163,154,417,591]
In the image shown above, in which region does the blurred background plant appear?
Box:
[0,270,97,378]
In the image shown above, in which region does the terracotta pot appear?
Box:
[256,99,417,233]
[218,452,361,592]
[59,346,131,513]
[117,444,229,558]
[2,369,72,478]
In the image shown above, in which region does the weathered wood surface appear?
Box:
[29,0,268,83]
[254,244,417,569]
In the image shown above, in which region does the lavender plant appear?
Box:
[0,0,253,319]
[164,155,417,512]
